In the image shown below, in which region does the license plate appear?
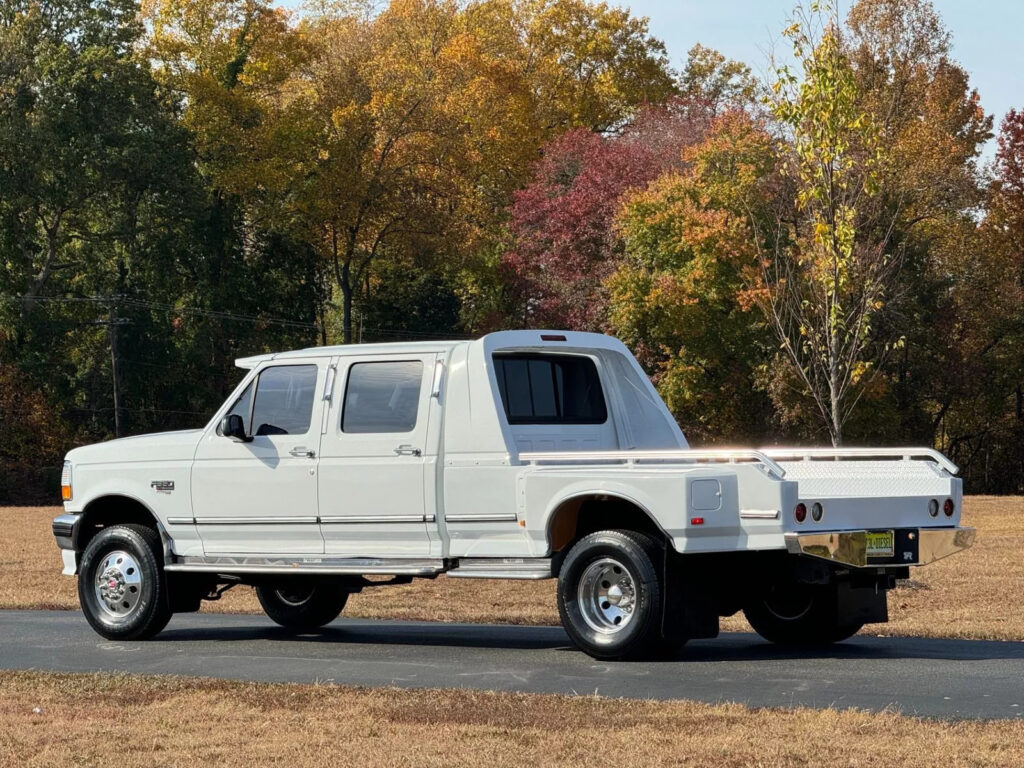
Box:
[866,530,895,557]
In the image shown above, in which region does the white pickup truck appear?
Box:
[53,330,974,659]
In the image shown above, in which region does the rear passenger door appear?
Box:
[317,354,437,556]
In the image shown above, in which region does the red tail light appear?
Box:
[943,498,955,517]
[794,503,807,523]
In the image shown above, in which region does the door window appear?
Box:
[341,361,424,433]
[247,365,318,436]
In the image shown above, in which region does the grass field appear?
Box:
[2,496,1023,640]
[2,670,1024,767]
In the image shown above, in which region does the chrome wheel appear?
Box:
[577,557,637,634]
[94,549,143,620]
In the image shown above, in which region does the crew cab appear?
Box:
[53,331,975,659]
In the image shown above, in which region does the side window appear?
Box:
[342,361,424,433]
[494,354,607,425]
[250,365,318,436]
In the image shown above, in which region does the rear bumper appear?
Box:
[784,526,976,568]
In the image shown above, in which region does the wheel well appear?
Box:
[78,496,163,554]
[547,495,667,557]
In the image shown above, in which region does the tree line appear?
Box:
[1,0,1022,500]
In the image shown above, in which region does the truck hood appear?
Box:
[66,429,205,465]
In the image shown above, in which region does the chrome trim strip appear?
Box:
[319,515,426,524]
[166,517,195,526]
[740,509,780,520]
[165,555,444,577]
[195,516,319,525]
[785,527,976,568]
[444,513,519,523]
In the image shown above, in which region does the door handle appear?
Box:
[394,444,422,456]
[290,447,316,458]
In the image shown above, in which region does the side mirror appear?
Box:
[220,414,251,443]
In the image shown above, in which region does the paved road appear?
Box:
[2,610,1022,719]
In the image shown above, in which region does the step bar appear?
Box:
[165,555,555,579]
[165,556,445,577]
[447,557,552,580]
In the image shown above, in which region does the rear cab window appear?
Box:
[493,353,607,425]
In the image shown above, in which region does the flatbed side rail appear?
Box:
[759,447,959,476]
[517,449,787,480]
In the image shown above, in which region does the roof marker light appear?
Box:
[540,334,567,341]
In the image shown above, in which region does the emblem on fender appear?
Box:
[151,480,175,493]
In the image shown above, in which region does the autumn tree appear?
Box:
[607,112,778,442]
[748,3,901,446]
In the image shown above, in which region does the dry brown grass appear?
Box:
[2,670,1023,767]
[3,496,1023,640]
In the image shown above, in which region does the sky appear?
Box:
[619,0,1022,160]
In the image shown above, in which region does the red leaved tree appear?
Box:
[502,98,715,330]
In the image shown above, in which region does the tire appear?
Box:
[557,530,662,660]
[78,524,172,640]
[256,582,349,630]
[743,582,864,646]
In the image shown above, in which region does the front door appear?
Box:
[317,354,436,556]
[192,361,326,554]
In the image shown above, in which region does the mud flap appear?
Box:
[661,547,719,641]
[835,580,888,626]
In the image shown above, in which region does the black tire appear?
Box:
[78,524,172,640]
[256,582,349,630]
[743,582,864,646]
[557,530,663,660]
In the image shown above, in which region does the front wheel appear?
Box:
[743,583,863,646]
[78,524,172,640]
[557,530,663,660]
[256,582,349,630]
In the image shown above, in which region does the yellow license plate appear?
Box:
[866,531,895,557]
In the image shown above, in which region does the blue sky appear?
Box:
[620,0,1021,159]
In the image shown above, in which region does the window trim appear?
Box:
[493,352,608,426]
[221,362,320,438]
[339,359,426,435]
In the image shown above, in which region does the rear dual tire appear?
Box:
[743,583,863,646]
[557,530,667,660]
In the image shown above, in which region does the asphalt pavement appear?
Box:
[1,610,1022,720]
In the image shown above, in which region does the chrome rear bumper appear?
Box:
[785,527,976,568]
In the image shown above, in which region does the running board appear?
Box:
[447,557,552,580]
[165,555,444,577]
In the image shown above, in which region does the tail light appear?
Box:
[794,503,807,523]
[928,499,939,517]
[811,502,823,522]
[943,498,955,517]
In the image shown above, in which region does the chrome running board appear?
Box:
[165,555,444,577]
[447,557,552,580]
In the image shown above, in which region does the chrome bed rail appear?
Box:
[760,447,958,475]
[518,449,787,480]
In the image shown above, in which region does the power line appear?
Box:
[1,295,318,330]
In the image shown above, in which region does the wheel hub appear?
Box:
[94,550,143,619]
[577,557,637,634]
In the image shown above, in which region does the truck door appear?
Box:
[191,360,327,554]
[317,353,437,556]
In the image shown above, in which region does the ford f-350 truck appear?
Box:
[53,330,975,659]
